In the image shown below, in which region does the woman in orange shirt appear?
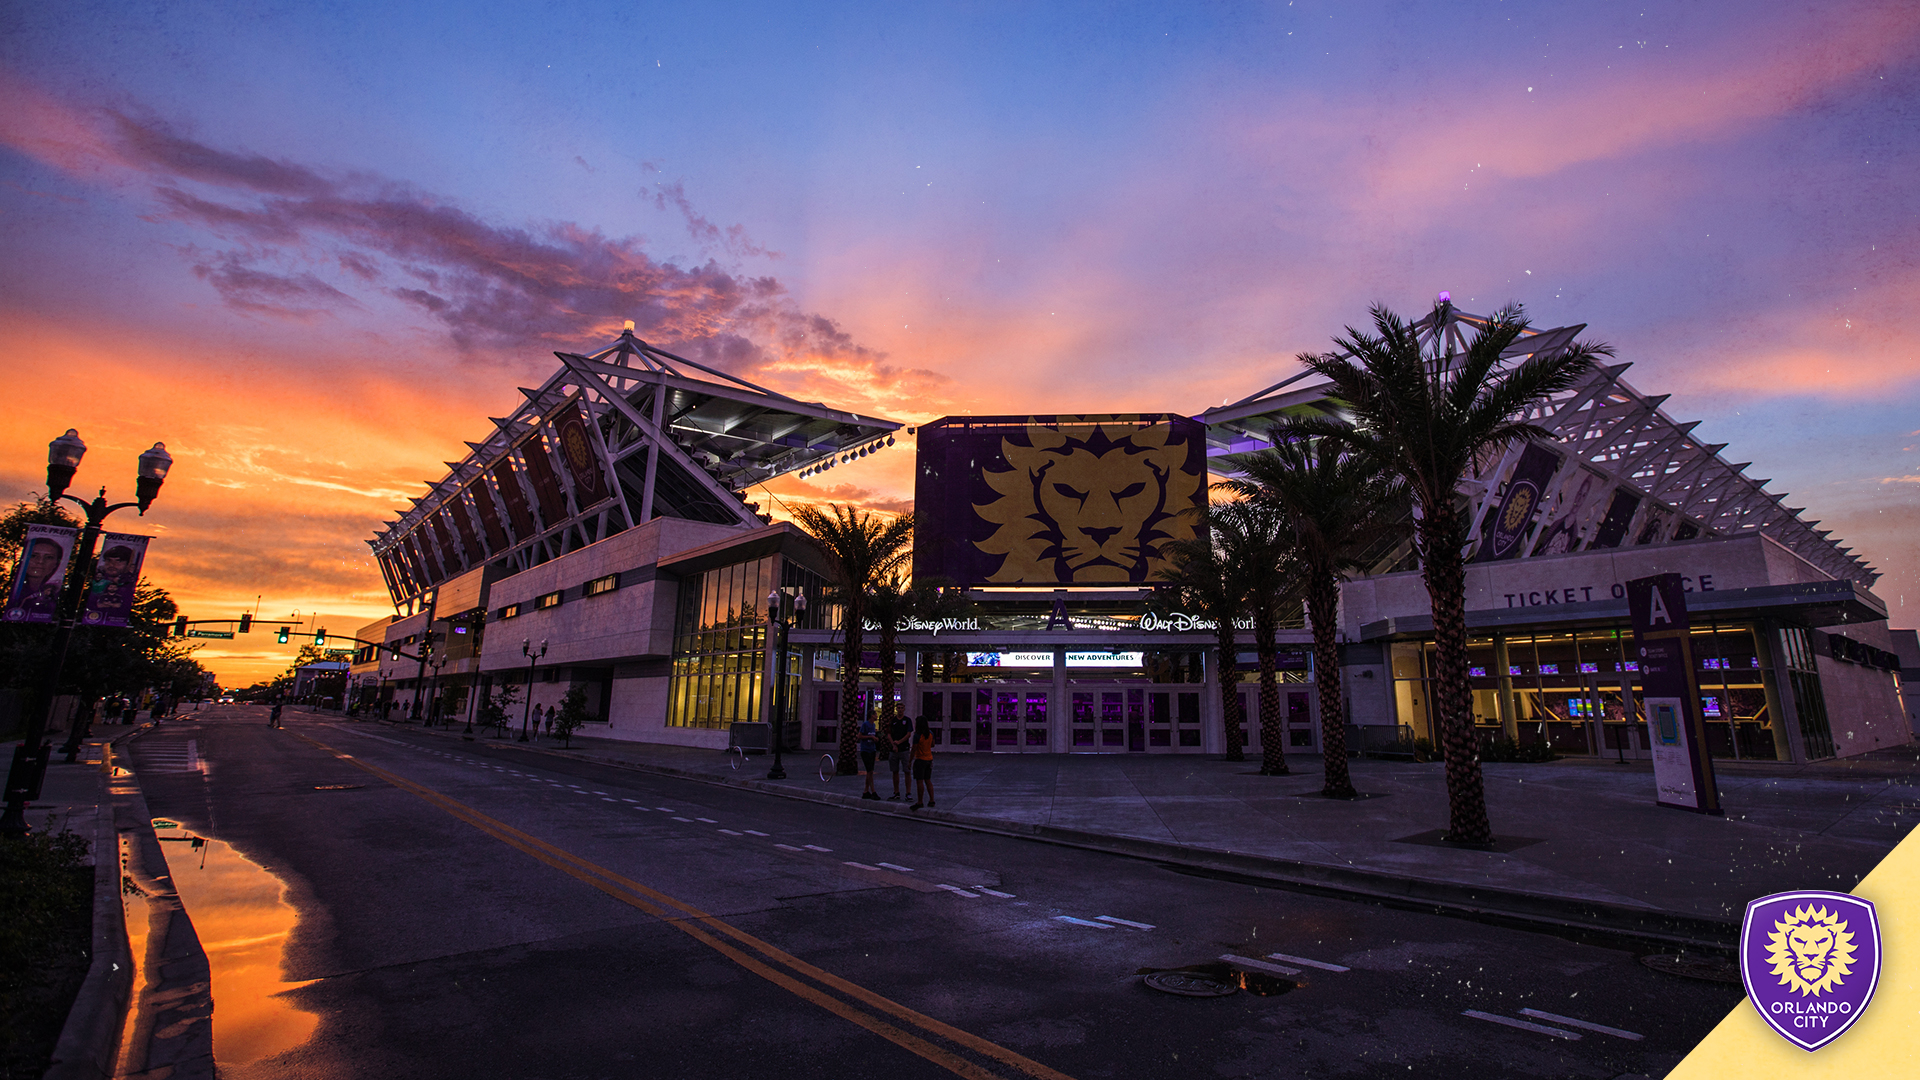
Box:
[910,715,936,810]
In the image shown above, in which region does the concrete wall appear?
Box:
[479,516,743,674]
[1339,532,1827,636]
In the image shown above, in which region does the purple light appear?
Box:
[1437,290,1451,303]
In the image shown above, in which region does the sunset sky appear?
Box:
[3,1,1916,687]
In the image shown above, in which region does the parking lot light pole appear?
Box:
[520,638,547,741]
[4,432,171,838]
[765,589,806,781]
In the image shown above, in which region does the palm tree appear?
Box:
[790,504,915,775]
[867,574,971,728]
[1220,426,1407,798]
[1156,505,1251,762]
[1210,499,1305,776]
[1294,302,1610,843]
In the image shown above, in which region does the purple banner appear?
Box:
[557,404,610,506]
[1479,442,1562,561]
[81,533,149,627]
[1588,487,1641,549]
[4,524,77,623]
[914,415,1207,586]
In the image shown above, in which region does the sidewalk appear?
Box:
[368,714,1920,948]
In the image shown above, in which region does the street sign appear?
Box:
[187,629,235,639]
[324,648,354,658]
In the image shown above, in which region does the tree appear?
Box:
[1221,427,1407,798]
[1155,505,1251,762]
[478,680,518,736]
[1294,302,1610,843]
[1209,499,1305,776]
[553,685,589,747]
[790,505,914,775]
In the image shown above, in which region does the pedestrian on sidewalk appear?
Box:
[886,714,912,800]
[544,710,554,738]
[910,716,935,810]
[857,714,881,799]
[269,701,283,729]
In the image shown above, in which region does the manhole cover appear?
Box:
[1640,953,1741,984]
[1144,971,1239,997]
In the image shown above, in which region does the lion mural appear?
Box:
[971,417,1204,584]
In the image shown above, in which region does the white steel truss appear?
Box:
[1199,305,1877,587]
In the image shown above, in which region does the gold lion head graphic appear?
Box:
[1766,905,1856,996]
[972,417,1202,584]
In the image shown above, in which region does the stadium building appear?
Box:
[367,308,1911,763]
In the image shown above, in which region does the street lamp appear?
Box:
[425,652,447,726]
[5,431,171,837]
[520,638,547,741]
[765,588,807,781]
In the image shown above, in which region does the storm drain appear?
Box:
[1138,960,1296,998]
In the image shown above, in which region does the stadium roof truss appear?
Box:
[368,330,902,608]
[1199,306,1876,588]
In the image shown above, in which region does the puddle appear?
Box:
[153,821,319,1068]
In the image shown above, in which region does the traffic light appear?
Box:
[173,616,188,637]
[277,626,290,644]
[238,613,252,634]
[314,628,327,647]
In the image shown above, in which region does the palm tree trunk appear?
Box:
[1307,572,1354,798]
[837,613,863,776]
[1216,628,1243,762]
[878,625,900,726]
[1256,606,1288,775]
[1420,505,1492,844]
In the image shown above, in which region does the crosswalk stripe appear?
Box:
[1053,916,1113,929]
[1517,1009,1643,1040]
[1220,955,1299,977]
[1095,916,1154,930]
[1266,952,1349,972]
[1463,1010,1581,1040]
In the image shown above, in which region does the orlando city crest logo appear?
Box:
[1740,891,1881,1051]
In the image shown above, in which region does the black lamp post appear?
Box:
[4,430,171,838]
[425,652,447,726]
[765,588,806,781]
[520,638,547,741]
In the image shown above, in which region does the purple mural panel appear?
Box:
[556,403,610,506]
[470,478,509,550]
[914,415,1207,586]
[519,432,569,527]
[491,458,536,538]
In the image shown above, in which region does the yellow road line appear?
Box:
[302,734,1076,1080]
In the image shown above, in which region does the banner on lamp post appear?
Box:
[5,524,79,623]
[81,533,150,627]
[1626,573,1721,814]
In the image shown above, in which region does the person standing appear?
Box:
[910,715,935,810]
[856,713,881,800]
[886,714,913,800]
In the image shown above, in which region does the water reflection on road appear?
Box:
[156,823,318,1070]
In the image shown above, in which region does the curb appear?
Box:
[42,766,127,1080]
[80,724,216,1080]
[381,721,1742,952]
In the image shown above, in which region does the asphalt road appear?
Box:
[123,706,1743,1079]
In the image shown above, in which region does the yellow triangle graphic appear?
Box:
[1668,823,1920,1077]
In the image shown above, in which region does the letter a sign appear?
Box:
[1626,573,1721,814]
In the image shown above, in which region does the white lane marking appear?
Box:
[1462,1011,1581,1040]
[937,884,980,898]
[875,862,916,873]
[1221,955,1300,977]
[622,798,637,803]
[1517,1010,1643,1041]
[743,830,768,836]
[631,806,650,811]
[1053,916,1114,929]
[719,829,743,836]
[1266,952,1350,972]
[696,818,717,823]
[976,887,1015,899]
[1096,916,1156,930]
[592,791,607,795]
[672,817,693,822]
[601,798,618,802]
[774,843,805,852]
[843,861,882,871]
[656,807,675,812]
[802,844,832,852]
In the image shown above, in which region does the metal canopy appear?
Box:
[367,328,902,608]
[1199,305,1877,588]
